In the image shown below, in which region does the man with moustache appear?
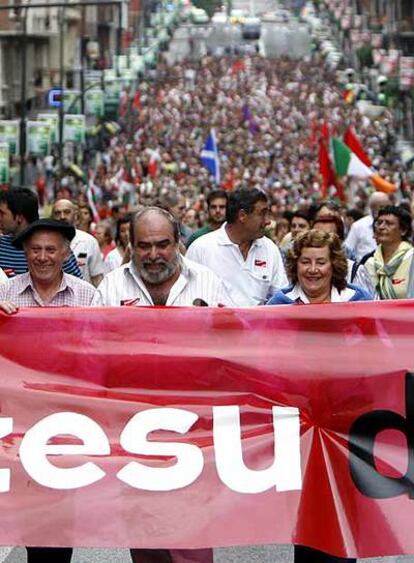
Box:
[93,206,232,563]
[186,189,228,247]
[93,206,231,308]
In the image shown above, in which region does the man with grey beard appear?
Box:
[92,206,232,307]
[92,206,230,563]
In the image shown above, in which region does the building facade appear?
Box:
[0,0,128,118]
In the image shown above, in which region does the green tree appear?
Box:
[192,0,221,17]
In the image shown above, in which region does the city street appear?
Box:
[2,545,414,562]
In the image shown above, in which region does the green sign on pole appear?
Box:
[85,89,105,117]
[84,70,102,89]
[26,121,51,157]
[104,68,117,82]
[63,114,86,144]
[0,121,19,156]
[64,90,82,114]
[121,68,136,88]
[130,55,145,74]
[104,78,122,119]
[0,142,10,184]
[38,113,59,145]
[117,55,129,71]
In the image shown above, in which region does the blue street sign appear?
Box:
[48,89,63,108]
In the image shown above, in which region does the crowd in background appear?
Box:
[0,48,414,563]
[26,53,406,227]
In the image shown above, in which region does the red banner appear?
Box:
[1,303,414,557]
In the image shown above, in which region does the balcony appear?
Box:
[397,17,414,36]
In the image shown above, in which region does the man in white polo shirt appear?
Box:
[52,199,104,287]
[186,188,288,306]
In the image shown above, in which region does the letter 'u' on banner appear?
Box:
[212,406,302,493]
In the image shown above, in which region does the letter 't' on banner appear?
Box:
[19,412,110,489]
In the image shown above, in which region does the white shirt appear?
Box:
[92,256,234,307]
[105,247,123,273]
[186,223,288,306]
[285,284,357,304]
[71,229,105,283]
[0,267,7,285]
[345,215,376,262]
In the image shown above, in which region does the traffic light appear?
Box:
[48,89,63,108]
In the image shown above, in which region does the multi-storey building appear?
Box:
[0,0,130,118]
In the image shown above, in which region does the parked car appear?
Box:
[241,16,261,39]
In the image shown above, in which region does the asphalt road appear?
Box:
[2,546,414,562]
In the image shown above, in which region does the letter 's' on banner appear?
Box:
[1,303,414,558]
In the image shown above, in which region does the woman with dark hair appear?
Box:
[308,200,341,224]
[77,205,94,234]
[105,215,132,272]
[267,229,370,305]
[280,211,311,254]
[365,205,414,299]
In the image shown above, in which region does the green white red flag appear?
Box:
[331,137,396,194]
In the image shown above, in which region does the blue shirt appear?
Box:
[266,283,371,305]
[0,234,82,279]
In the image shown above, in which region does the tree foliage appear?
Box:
[192,0,222,18]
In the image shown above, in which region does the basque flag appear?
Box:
[201,129,220,184]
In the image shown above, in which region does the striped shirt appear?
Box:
[0,234,82,279]
[92,256,234,307]
[0,272,96,307]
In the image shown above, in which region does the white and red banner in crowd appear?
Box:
[1,303,414,558]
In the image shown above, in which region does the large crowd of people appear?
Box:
[0,47,412,563]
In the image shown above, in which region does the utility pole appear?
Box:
[58,4,66,179]
[80,5,86,115]
[116,1,123,76]
[19,8,27,186]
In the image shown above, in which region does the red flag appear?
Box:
[319,139,345,201]
[319,139,335,197]
[222,169,236,191]
[148,157,158,178]
[343,88,355,104]
[344,126,372,167]
[320,120,330,142]
[231,60,245,75]
[133,91,141,110]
